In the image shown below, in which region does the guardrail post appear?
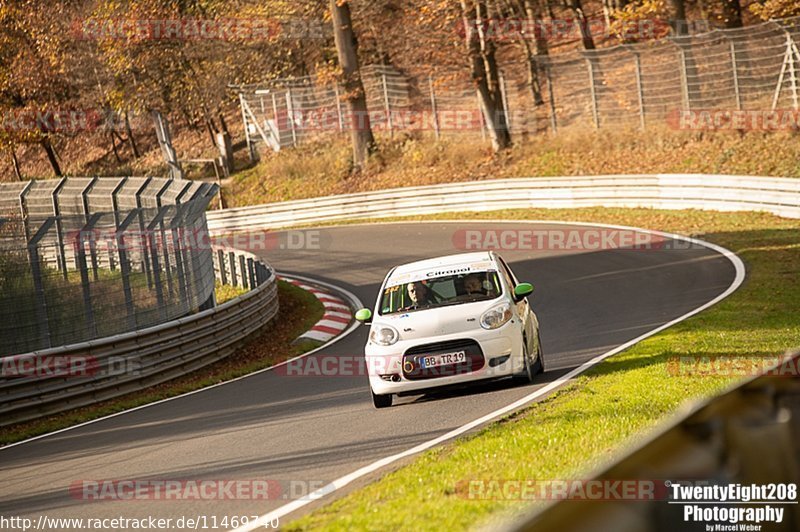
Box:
[228,251,237,286]
[217,249,227,285]
[247,257,256,288]
[239,255,248,289]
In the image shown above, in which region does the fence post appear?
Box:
[286,88,297,147]
[28,246,51,350]
[586,58,599,128]
[676,44,690,110]
[787,33,799,111]
[428,75,440,140]
[76,233,97,338]
[729,39,742,111]
[238,93,255,163]
[499,72,511,134]
[333,84,344,132]
[382,73,393,138]
[545,65,557,134]
[632,51,646,130]
[477,93,486,140]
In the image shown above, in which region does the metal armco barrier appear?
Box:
[506,350,800,532]
[0,246,277,428]
[206,174,800,234]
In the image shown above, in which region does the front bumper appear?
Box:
[366,325,523,395]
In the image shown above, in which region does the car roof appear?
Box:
[386,252,497,286]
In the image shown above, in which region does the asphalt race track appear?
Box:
[0,221,738,528]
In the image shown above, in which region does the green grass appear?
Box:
[286,207,799,531]
[0,280,326,446]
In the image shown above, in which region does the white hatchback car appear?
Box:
[355,251,542,408]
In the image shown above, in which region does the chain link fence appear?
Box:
[236,16,800,152]
[0,177,218,356]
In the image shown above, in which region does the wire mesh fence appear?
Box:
[236,16,800,152]
[0,177,218,356]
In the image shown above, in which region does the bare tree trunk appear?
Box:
[461,0,511,152]
[125,111,140,158]
[568,0,596,50]
[217,109,229,136]
[40,137,62,177]
[671,0,687,35]
[719,0,743,29]
[110,131,122,163]
[523,0,548,105]
[330,0,376,169]
[10,147,23,181]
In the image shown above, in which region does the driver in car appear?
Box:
[406,281,436,309]
[463,273,486,296]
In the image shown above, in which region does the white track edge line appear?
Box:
[233,224,746,531]
[0,273,362,452]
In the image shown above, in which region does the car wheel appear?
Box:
[371,388,393,409]
[513,339,535,384]
[531,335,543,375]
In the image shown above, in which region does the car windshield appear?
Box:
[379,270,502,315]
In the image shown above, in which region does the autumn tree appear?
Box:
[330,0,376,169]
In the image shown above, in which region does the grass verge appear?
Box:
[286,207,799,531]
[0,280,325,446]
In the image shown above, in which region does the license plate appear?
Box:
[420,350,467,369]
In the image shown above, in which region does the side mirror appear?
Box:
[513,283,534,301]
[355,308,373,324]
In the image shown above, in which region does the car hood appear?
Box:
[373,298,504,340]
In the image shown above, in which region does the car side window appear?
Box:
[497,256,518,288]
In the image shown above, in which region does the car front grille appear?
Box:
[403,338,485,380]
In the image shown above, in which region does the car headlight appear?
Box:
[370,324,399,346]
[480,302,513,330]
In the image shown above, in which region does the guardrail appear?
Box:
[0,246,277,428]
[206,174,800,233]
[507,349,800,532]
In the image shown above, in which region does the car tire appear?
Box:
[371,388,393,409]
[513,339,535,384]
[531,335,543,375]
